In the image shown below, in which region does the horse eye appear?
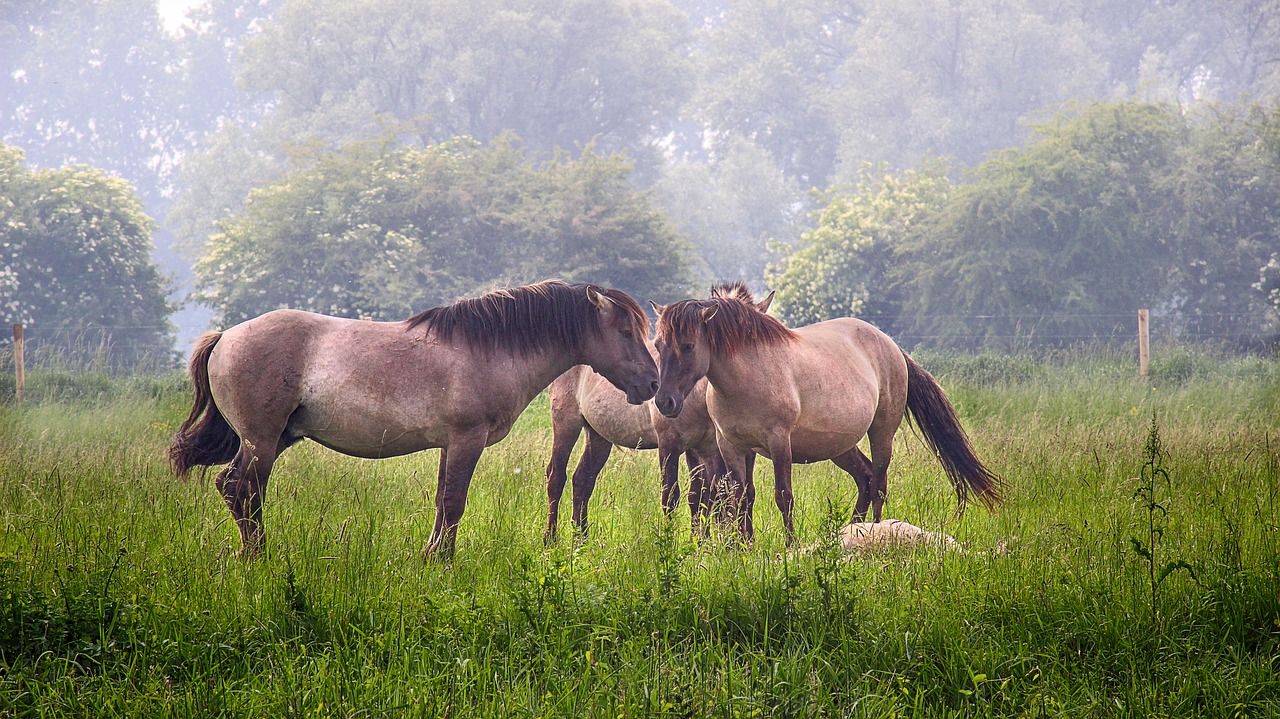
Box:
[681,343,694,353]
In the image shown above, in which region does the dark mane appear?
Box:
[709,281,757,305]
[405,281,649,355]
[658,295,797,355]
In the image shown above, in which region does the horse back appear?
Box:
[723,317,907,461]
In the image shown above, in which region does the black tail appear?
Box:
[903,352,1005,510]
[168,331,240,478]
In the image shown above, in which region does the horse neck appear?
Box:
[704,344,778,399]
[514,345,587,400]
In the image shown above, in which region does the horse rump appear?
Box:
[168,331,240,478]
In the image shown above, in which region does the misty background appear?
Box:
[3,0,1280,365]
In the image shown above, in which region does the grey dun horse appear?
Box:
[652,295,1004,545]
[169,281,658,559]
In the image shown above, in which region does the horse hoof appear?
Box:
[423,544,455,563]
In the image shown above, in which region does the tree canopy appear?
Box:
[0,143,175,365]
[5,0,1280,355]
[768,101,1280,348]
[195,138,695,326]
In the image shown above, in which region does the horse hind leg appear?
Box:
[544,406,585,545]
[219,437,280,557]
[570,424,614,541]
[832,447,875,522]
[865,423,897,522]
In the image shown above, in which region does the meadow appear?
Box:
[0,345,1278,718]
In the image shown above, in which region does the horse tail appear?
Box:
[168,331,240,479]
[902,352,1005,510]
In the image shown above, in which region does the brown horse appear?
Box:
[168,281,657,559]
[543,284,772,543]
[543,364,723,542]
[652,295,1003,546]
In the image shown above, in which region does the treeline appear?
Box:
[194,138,695,326]
[3,0,1280,360]
[771,102,1280,349]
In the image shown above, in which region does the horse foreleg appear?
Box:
[716,438,755,546]
[766,433,797,547]
[682,449,706,537]
[219,438,276,557]
[832,447,875,522]
[658,442,682,518]
[425,431,486,561]
[569,425,613,541]
[544,412,584,545]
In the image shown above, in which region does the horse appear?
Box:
[543,365,723,542]
[543,283,772,543]
[650,294,1004,546]
[168,281,658,559]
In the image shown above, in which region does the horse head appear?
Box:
[582,285,659,405]
[650,299,718,418]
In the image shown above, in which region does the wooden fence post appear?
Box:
[1137,309,1149,379]
[13,322,23,403]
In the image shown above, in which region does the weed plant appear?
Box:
[0,347,1277,717]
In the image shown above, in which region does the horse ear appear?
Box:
[757,290,775,313]
[648,300,665,315]
[701,304,719,323]
[586,285,613,310]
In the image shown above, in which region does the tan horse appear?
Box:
[168,281,657,559]
[544,283,773,542]
[652,295,1003,546]
[544,364,722,542]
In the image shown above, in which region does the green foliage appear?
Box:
[769,101,1280,349]
[767,162,951,327]
[1128,413,1196,637]
[0,144,176,367]
[901,101,1189,348]
[194,138,695,325]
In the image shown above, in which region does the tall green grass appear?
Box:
[1,347,1277,717]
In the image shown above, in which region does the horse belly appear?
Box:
[786,430,865,463]
[787,399,874,460]
[293,398,442,459]
[580,385,657,450]
[287,353,458,457]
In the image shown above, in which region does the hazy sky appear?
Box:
[156,0,199,32]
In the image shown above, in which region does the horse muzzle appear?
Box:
[626,379,659,405]
[654,392,683,418]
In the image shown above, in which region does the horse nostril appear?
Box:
[650,380,659,393]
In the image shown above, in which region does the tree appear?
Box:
[828,0,1109,176]
[0,144,176,366]
[690,0,862,187]
[766,163,950,330]
[886,101,1280,349]
[194,138,695,326]
[895,102,1187,348]
[233,0,691,159]
[1163,103,1280,344]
